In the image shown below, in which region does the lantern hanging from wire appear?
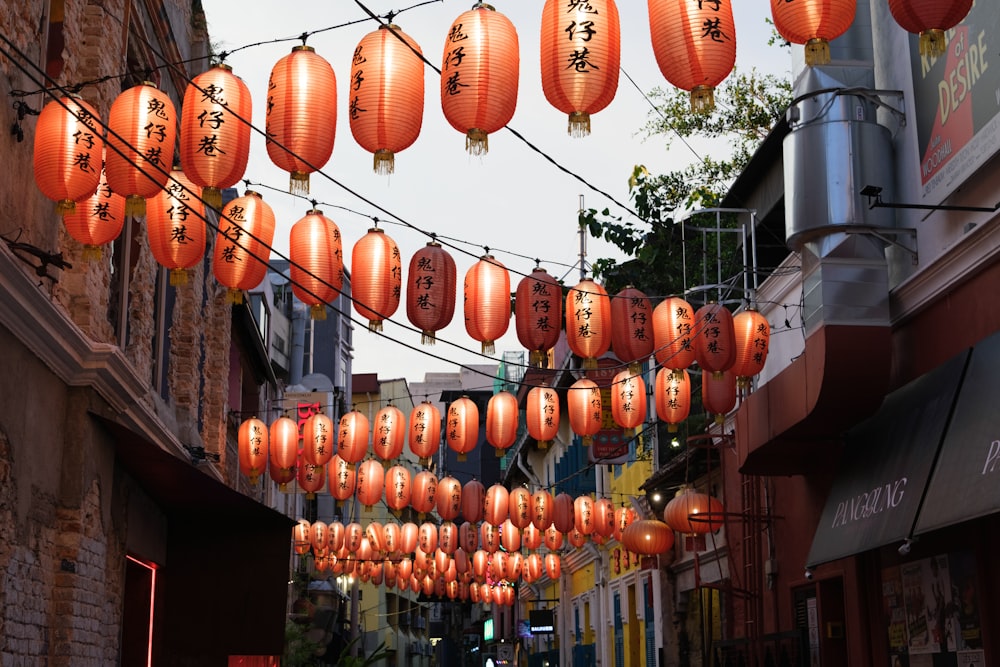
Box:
[612,370,646,436]
[544,524,564,551]
[328,454,356,505]
[567,377,602,446]
[733,308,770,387]
[526,384,560,449]
[292,521,311,555]
[269,416,298,490]
[508,487,532,530]
[524,553,543,583]
[655,367,690,432]
[289,209,343,320]
[480,522,500,553]
[540,0,621,136]
[566,278,611,369]
[328,521,346,552]
[653,296,696,370]
[611,286,654,374]
[146,168,206,285]
[440,521,459,556]
[406,241,457,344]
[408,401,441,466]
[594,497,615,538]
[266,44,337,193]
[385,465,412,515]
[438,476,463,522]
[553,492,575,534]
[621,519,675,555]
[523,523,543,551]
[694,301,736,377]
[418,521,439,555]
[345,523,365,553]
[464,253,511,355]
[350,23,425,174]
[372,405,406,463]
[531,489,554,531]
[356,459,385,510]
[440,3,519,155]
[445,396,479,462]
[212,191,275,303]
[515,266,563,367]
[105,81,176,217]
[462,478,485,524]
[461,521,479,553]
[887,0,972,57]
[486,390,519,454]
[302,412,335,467]
[663,485,725,535]
[568,528,588,549]
[401,523,420,555]
[613,505,637,542]
[180,64,252,209]
[501,519,521,553]
[33,95,103,215]
[484,483,510,527]
[237,417,268,484]
[383,522,402,557]
[310,521,327,554]
[544,553,562,579]
[411,470,439,518]
[770,0,856,66]
[702,368,737,425]
[298,460,325,499]
[352,226,402,331]
[648,0,737,112]
[574,494,595,536]
[337,410,370,466]
[62,151,126,260]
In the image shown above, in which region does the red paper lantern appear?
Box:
[508,487,532,530]
[568,528,588,549]
[653,296,696,369]
[62,152,126,260]
[500,519,521,553]
[408,401,441,466]
[480,522,500,553]
[350,23,425,173]
[770,0,856,66]
[460,521,479,553]
[544,524,564,551]
[523,523,543,551]
[541,0,621,135]
[568,377,602,446]
[302,412,335,467]
[439,522,459,555]
[648,0,737,112]
[694,301,736,376]
[419,522,439,554]
[345,523,364,553]
[212,191,276,302]
[180,64,252,209]
[574,495,595,535]
[594,498,615,538]
[337,410,370,465]
[385,465,412,514]
[440,4,520,155]
[328,521,346,552]
[33,96,103,215]
[372,405,406,463]
[407,242,457,344]
[445,396,479,462]
[733,309,770,386]
[146,168,206,284]
[352,226,402,331]
[293,521,311,555]
[613,505,637,542]
[621,519,675,555]
[401,523,420,554]
[462,479,485,523]
[612,370,647,435]
[611,286,654,373]
[553,492,575,534]
[531,489,554,531]
[328,455,357,503]
[702,369,737,425]
[544,553,562,579]
[310,521,329,553]
[486,391,519,453]
[484,484,510,527]
[655,368,691,432]
[526,385,560,449]
[356,459,385,509]
[663,486,725,535]
[105,82,176,216]
[567,279,611,369]
[515,267,563,367]
[365,522,385,554]
[524,554,543,582]
[266,45,337,193]
[464,254,511,355]
[298,460,325,499]
[383,522,402,556]
[411,471,439,517]
[269,417,298,490]
[438,476,463,521]
[888,0,971,57]
[289,209,343,320]
[238,417,268,483]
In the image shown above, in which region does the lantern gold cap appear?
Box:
[292,45,316,53]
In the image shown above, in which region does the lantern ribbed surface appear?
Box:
[460,520,479,552]
[462,479,485,523]
[553,492,575,533]
[328,455,356,502]
[526,385,560,448]
[648,0,736,112]
[484,483,510,527]
[464,254,511,355]
[508,487,532,529]
[297,461,325,497]
[237,417,268,482]
[350,24,425,174]
[436,476,462,521]
[594,498,616,538]
[289,209,343,319]
[501,519,522,553]
[568,378,602,445]
[770,0,856,65]
[621,519,675,555]
[445,396,479,461]
[33,96,103,215]
[613,505,637,542]
[887,0,971,57]
[694,301,736,376]
[531,489,554,531]
[406,242,457,344]
[653,296,696,369]
[411,471,439,516]
[62,155,125,259]
[523,524,543,551]
[408,401,441,463]
[356,459,385,508]
[702,369,737,424]
[574,495,595,535]
[655,368,691,432]
[544,553,562,579]
[515,267,562,366]
[147,168,206,284]
[372,405,405,462]
[302,412,335,467]
[486,391,519,451]
[544,524,564,551]
[212,191,275,299]
[440,4,519,155]
[337,411,370,465]
[266,46,337,193]
[733,309,770,384]
[540,0,621,135]
[269,416,298,472]
[612,370,646,432]
[352,227,401,331]
[611,286,654,372]
[663,486,724,534]
[567,279,611,368]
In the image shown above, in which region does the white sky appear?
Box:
[200,1,792,386]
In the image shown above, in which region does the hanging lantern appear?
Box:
[702,369,737,425]
[574,495,595,535]
[611,286,654,374]
[212,191,276,303]
[486,391,519,454]
[621,519,675,555]
[506,552,523,583]
[352,226,402,331]
[147,168,207,285]
[408,401,441,466]
[655,368,691,432]
[653,296,697,369]
[411,470,439,517]
[732,309,770,387]
[407,241,457,344]
[462,479,485,523]
[328,454,357,504]
[292,521,311,555]
[541,0,621,135]
[594,498,616,538]
[269,416,298,490]
[473,550,489,580]
[508,487,532,530]
[105,82,176,217]
[531,489,554,531]
[356,459,385,510]
[566,278,611,369]
[400,523,420,554]
[309,521,329,554]
[568,528,588,549]
[350,23,425,174]
[33,95,103,215]
[887,0,971,57]
[365,522,385,555]
[302,412,335,467]
[648,0,737,112]
[523,523,543,551]
[694,301,736,377]
[515,267,563,367]
[544,524,564,551]
[445,396,479,462]
[372,405,406,463]
[419,522,439,555]
[613,505,637,542]
[461,521,479,553]
[524,554,543,583]
[180,64,252,209]
[526,385,559,449]
[328,522,346,552]
[567,377,602,447]
[237,417,268,484]
[298,460,325,499]
[484,483,510,527]
[337,410,370,466]
[464,254,511,355]
[345,523,365,553]
[480,522,500,553]
[62,151,126,260]
[663,485,725,536]
[289,209,343,320]
[266,45,337,193]
[383,522,402,557]
[612,370,646,436]
[385,465,412,515]
[500,519,521,553]
[544,553,562,580]
[439,521,459,555]
[437,476,463,521]
[553,492,575,534]
[440,3,519,155]
[770,0,856,66]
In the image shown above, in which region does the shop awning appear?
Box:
[805,350,968,568]
[916,331,1000,534]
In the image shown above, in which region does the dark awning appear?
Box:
[916,330,1000,534]
[805,349,969,568]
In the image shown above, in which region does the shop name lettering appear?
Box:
[982,440,1000,475]
[831,478,906,528]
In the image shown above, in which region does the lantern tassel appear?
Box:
[529,350,546,368]
[481,340,496,355]
[458,453,467,462]
[124,194,146,218]
[169,269,188,286]
[538,439,549,450]
[374,149,395,175]
[466,128,489,156]
[202,186,222,211]
[82,245,102,261]
[583,357,597,370]
[310,304,327,320]
[290,171,310,195]
[568,111,591,138]
[227,288,244,305]
[714,413,725,425]
[55,199,76,216]
[919,30,947,58]
[668,423,678,433]
[582,435,592,447]
[421,330,436,345]
[690,86,715,114]
[804,38,831,66]
[368,319,383,332]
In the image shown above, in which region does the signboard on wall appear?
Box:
[586,357,630,465]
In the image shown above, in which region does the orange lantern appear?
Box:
[541,0,621,135]
[33,96,103,215]
[146,168,206,284]
[350,23,425,174]
[462,479,486,524]
[293,521,311,555]
[419,522,439,555]
[648,0,737,112]
[694,301,736,377]
[440,3,519,155]
[328,522,346,552]
[408,401,441,466]
[439,521,459,555]
[544,553,562,579]
[372,405,406,463]
[212,191,276,303]
[365,522,385,554]
[500,519,521,553]
[352,226,402,331]
[553,492,575,534]
[491,552,508,582]
[437,476,463,521]
[383,522,401,556]
[655,368,691,432]
[464,254,511,355]
[480,522,500,553]
[663,485,725,536]
[653,296,696,369]
[237,416,268,484]
[524,553,543,582]
[337,410,370,466]
[732,309,770,386]
[445,396,479,462]
[568,528,588,549]
[411,471,439,517]
[506,552,523,583]
[888,0,972,57]
[568,377,602,446]
[486,391,519,454]
[702,369,737,424]
[621,519,675,555]
[594,498,615,538]
[611,286,654,373]
[460,521,479,553]
[508,487,532,530]
[574,495,595,535]
[105,82,176,216]
[515,267,563,367]
[566,279,611,369]
[401,523,420,554]
[179,64,252,209]
[328,454,357,504]
[612,370,646,435]
[269,416,298,490]
[356,459,385,509]
[407,242,457,344]
[266,45,337,193]
[345,523,365,553]
[385,465,412,514]
[613,505,637,542]
[297,460,325,499]
[770,0,856,66]
[302,412,335,467]
[531,489,554,531]
[526,385,560,449]
[62,152,126,260]
[544,524,564,551]
[473,550,489,580]
[484,484,510,527]
[523,523,543,551]
[289,209,343,320]
[310,521,329,553]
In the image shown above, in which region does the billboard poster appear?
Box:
[910,1,1000,201]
